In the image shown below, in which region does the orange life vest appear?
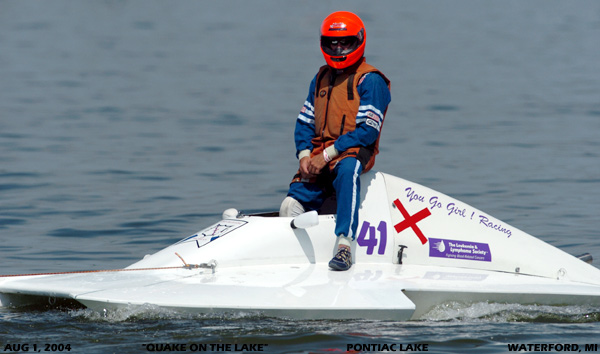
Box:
[311,58,390,173]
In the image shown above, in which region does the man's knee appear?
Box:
[335,158,363,180]
[279,196,306,217]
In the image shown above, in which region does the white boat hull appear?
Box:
[2,171,600,320]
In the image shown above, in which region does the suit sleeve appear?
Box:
[294,75,318,158]
[333,73,391,153]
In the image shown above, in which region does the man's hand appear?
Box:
[299,156,314,179]
[308,153,327,176]
[299,154,328,179]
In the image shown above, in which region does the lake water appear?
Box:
[1,1,599,353]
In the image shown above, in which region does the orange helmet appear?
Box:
[320,11,366,69]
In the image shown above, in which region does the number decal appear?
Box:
[377,221,387,255]
[357,222,377,254]
[357,221,387,255]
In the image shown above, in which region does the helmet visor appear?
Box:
[321,35,361,56]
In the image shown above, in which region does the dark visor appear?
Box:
[321,36,360,56]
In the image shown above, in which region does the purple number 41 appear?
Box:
[357,221,387,255]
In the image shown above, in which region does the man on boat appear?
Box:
[280,11,391,271]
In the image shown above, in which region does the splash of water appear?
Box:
[421,301,600,323]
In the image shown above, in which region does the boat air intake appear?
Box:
[290,211,319,229]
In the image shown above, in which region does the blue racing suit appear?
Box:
[287,60,391,241]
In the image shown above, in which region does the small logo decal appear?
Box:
[175,219,247,247]
[329,22,347,31]
[366,111,380,122]
[429,238,492,262]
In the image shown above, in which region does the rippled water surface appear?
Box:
[1,1,600,353]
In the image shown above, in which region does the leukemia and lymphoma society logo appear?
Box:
[430,238,492,262]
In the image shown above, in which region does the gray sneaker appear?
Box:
[328,247,352,271]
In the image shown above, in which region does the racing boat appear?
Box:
[1,171,599,320]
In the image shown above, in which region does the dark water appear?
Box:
[1,1,600,353]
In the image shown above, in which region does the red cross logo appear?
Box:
[393,198,431,245]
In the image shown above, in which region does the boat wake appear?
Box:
[421,301,600,323]
[68,304,266,323]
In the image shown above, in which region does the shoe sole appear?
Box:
[328,261,352,271]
